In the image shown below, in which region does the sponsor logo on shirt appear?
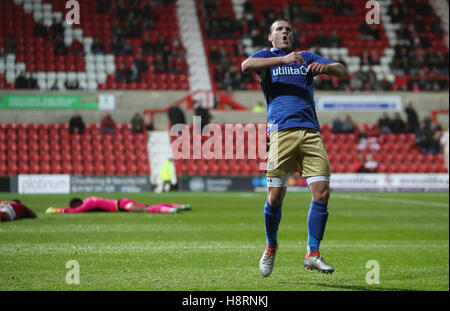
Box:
[272,65,308,76]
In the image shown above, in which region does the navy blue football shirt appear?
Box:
[249,48,333,133]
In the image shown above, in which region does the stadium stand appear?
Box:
[170,123,263,177]
[0,122,150,176]
[1,0,447,91]
[0,0,448,177]
[6,119,445,177]
[0,0,189,90]
[196,0,448,92]
[168,121,448,177]
[195,0,250,91]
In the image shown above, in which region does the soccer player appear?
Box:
[0,200,37,222]
[241,19,348,276]
[45,196,191,214]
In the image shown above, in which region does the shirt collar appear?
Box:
[270,48,288,56]
[270,47,280,54]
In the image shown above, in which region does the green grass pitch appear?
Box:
[0,191,448,291]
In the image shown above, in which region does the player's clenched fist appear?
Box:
[283,52,304,65]
[307,62,329,76]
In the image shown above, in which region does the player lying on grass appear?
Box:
[0,200,37,222]
[46,196,191,214]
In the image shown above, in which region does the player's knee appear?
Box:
[267,193,284,207]
[314,187,330,202]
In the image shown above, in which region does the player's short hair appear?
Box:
[268,18,291,34]
[69,198,83,208]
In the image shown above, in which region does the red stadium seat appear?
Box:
[29,162,40,174]
[18,152,29,162]
[59,129,70,142]
[114,152,126,162]
[0,162,6,176]
[121,124,133,135]
[71,134,82,143]
[136,153,148,163]
[38,131,49,141]
[102,134,114,142]
[81,151,94,162]
[331,163,345,173]
[48,123,60,131]
[40,152,51,162]
[116,164,127,176]
[84,162,94,175]
[416,164,428,173]
[134,141,147,153]
[71,152,83,162]
[82,133,92,142]
[7,151,18,163]
[6,131,17,142]
[60,151,71,162]
[238,162,251,175]
[207,161,220,176]
[40,162,51,174]
[62,162,73,174]
[122,132,134,142]
[438,164,448,173]
[104,153,114,162]
[51,162,62,174]
[124,151,136,162]
[91,143,103,153]
[73,163,84,175]
[7,163,18,176]
[17,130,28,141]
[39,142,50,153]
[18,163,29,174]
[137,162,150,176]
[87,123,101,135]
[197,162,208,176]
[28,131,39,142]
[126,163,138,175]
[6,123,17,131]
[176,163,188,176]
[229,162,240,175]
[429,163,441,173]
[102,142,114,152]
[90,132,102,143]
[70,143,83,152]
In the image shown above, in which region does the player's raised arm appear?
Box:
[307,62,348,78]
[241,52,304,73]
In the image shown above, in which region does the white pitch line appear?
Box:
[333,194,449,208]
[1,243,447,252]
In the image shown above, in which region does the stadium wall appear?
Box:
[4,173,447,194]
[0,91,448,129]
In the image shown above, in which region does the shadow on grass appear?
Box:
[275,279,416,291]
[309,282,417,291]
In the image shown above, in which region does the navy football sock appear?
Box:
[307,200,329,255]
[264,201,282,249]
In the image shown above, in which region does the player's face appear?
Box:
[268,21,294,52]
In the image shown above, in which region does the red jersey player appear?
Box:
[0,200,37,222]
